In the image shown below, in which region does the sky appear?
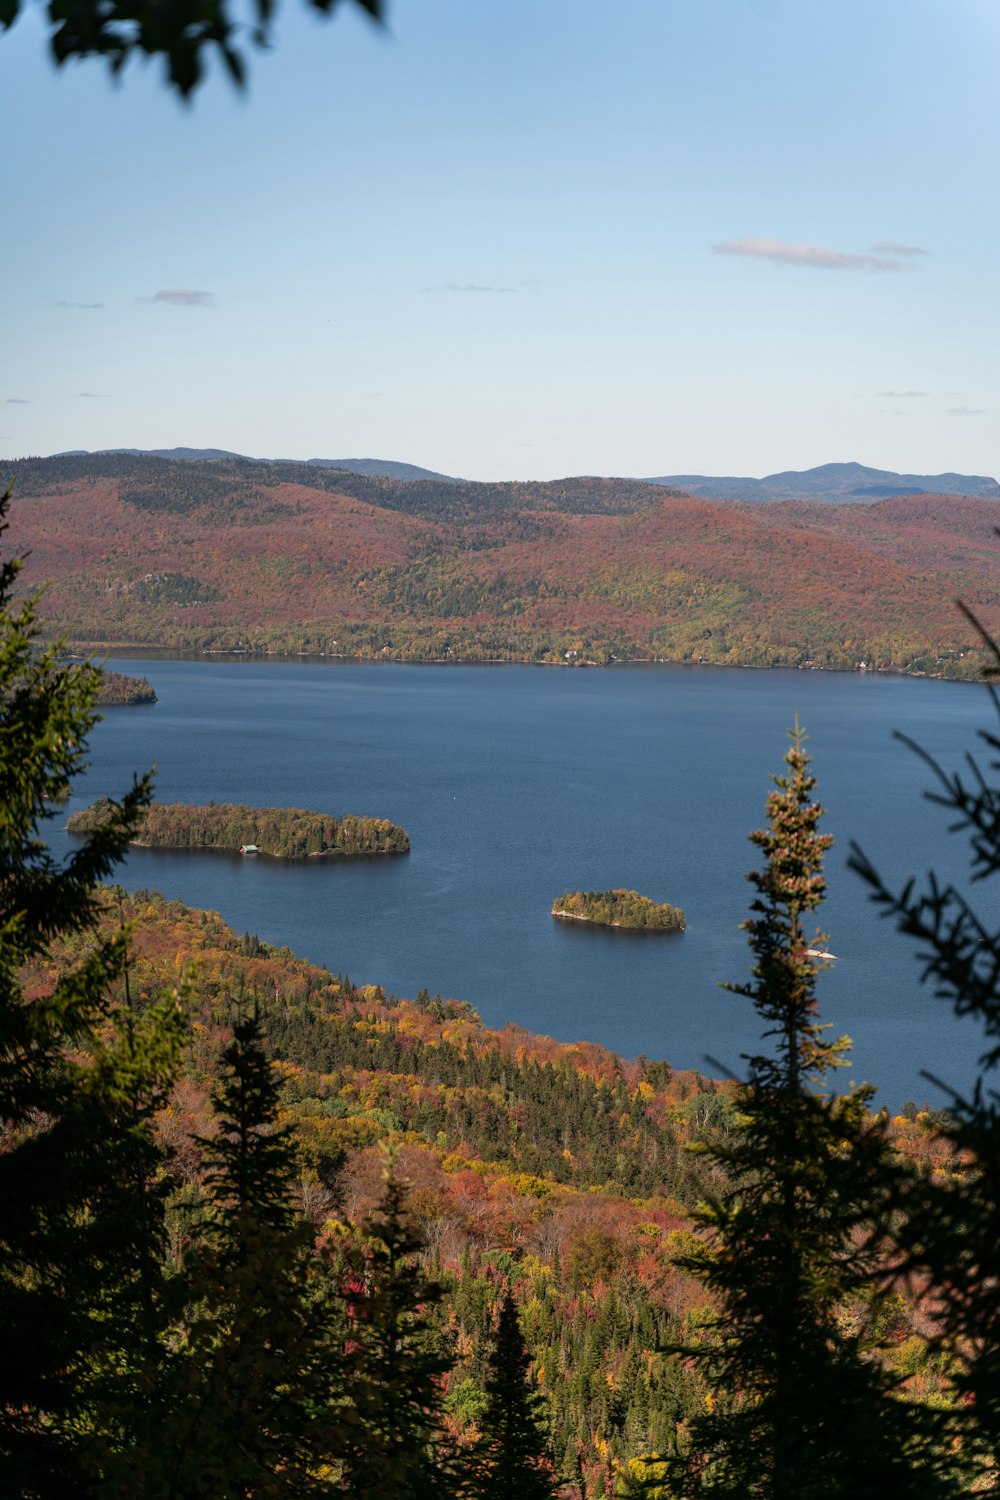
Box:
[3,0,999,481]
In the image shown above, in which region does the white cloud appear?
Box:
[713,238,906,272]
[947,407,985,417]
[871,241,930,257]
[144,289,215,307]
[420,282,515,294]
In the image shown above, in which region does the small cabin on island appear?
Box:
[240,844,259,856]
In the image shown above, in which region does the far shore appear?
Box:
[51,640,978,686]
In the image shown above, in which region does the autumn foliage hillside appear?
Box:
[10,453,1000,676]
[25,888,732,1493]
[22,888,955,1495]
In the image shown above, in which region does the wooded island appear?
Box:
[68,799,410,858]
[552,888,685,931]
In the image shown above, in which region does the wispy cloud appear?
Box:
[871,241,930,257]
[5,398,28,405]
[947,406,985,417]
[713,237,907,272]
[877,390,928,398]
[420,282,516,294]
[143,289,215,307]
[54,300,105,309]
[78,392,109,399]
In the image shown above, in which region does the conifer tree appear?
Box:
[140,1004,345,1499]
[341,1160,458,1500]
[77,941,188,1484]
[476,1290,557,1500]
[849,622,1000,1484]
[662,723,957,1500]
[0,483,164,1496]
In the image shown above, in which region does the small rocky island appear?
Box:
[552,888,685,932]
[96,670,157,706]
[68,799,410,859]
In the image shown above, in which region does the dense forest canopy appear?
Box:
[68,799,410,857]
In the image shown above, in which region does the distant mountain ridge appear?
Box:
[641,460,1000,504]
[54,447,463,484]
[50,451,1000,502]
[11,450,1000,680]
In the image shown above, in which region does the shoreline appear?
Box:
[552,908,685,934]
[71,837,408,862]
[52,639,981,687]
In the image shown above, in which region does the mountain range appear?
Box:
[11,451,1000,679]
[641,460,1000,504]
[54,448,463,484]
[52,451,1000,503]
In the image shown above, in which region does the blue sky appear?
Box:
[3,0,998,480]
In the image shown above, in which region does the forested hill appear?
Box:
[11,451,674,520]
[8,452,1000,677]
[20,889,951,1496]
[55,447,466,483]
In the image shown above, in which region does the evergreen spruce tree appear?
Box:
[476,1290,557,1500]
[0,483,167,1497]
[141,1004,345,1499]
[849,621,1000,1486]
[77,944,188,1485]
[661,724,957,1500]
[341,1160,458,1500]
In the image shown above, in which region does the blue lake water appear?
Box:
[50,656,997,1109]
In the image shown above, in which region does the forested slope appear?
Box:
[21,889,951,1496]
[9,453,1000,677]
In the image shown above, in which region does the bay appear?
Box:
[51,656,995,1109]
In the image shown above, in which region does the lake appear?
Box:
[50,656,997,1109]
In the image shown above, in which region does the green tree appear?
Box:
[77,935,188,1488]
[0,480,187,1494]
[136,1004,346,1499]
[849,621,1000,1485]
[662,724,956,1500]
[476,1291,557,1500]
[1,0,383,98]
[341,1159,458,1500]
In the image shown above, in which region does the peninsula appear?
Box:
[552,889,685,932]
[68,799,410,859]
